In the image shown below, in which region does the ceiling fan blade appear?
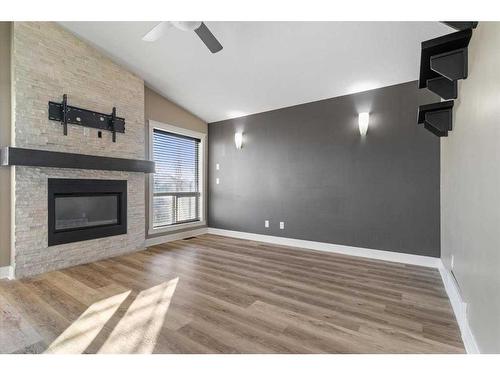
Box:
[142,22,171,42]
[194,22,223,53]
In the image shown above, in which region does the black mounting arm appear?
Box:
[48,94,125,141]
[62,94,68,135]
[111,107,117,143]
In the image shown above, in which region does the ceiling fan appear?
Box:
[142,21,223,54]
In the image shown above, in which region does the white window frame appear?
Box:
[148,120,207,235]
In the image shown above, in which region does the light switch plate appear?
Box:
[265,220,269,228]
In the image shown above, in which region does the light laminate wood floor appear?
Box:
[0,234,464,354]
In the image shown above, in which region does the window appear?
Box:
[149,122,205,232]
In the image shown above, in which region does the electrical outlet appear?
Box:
[264,220,269,228]
[216,178,220,185]
[280,221,285,230]
[216,163,220,170]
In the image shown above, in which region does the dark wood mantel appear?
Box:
[0,147,155,173]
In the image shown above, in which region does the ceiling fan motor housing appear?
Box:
[171,21,202,31]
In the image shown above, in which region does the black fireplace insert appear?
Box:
[48,179,127,246]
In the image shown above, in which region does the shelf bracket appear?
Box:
[426,76,458,100]
[417,100,454,137]
[425,109,453,137]
[430,48,468,81]
[423,122,447,137]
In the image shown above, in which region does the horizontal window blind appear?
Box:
[152,129,200,228]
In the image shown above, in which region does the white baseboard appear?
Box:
[144,227,208,247]
[0,265,14,280]
[438,262,480,354]
[206,228,440,268]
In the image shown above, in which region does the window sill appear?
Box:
[148,220,206,236]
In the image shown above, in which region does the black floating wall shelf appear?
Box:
[48,94,125,142]
[417,101,454,137]
[1,147,155,173]
[416,22,478,137]
[418,29,472,90]
[441,22,478,31]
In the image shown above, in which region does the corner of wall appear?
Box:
[438,261,480,353]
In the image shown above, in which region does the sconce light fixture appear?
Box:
[358,112,369,136]
[234,132,243,149]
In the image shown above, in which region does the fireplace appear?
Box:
[48,179,127,246]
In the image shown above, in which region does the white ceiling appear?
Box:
[59,22,451,123]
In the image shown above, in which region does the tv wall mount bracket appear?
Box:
[48,94,125,142]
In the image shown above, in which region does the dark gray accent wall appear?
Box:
[208,81,441,257]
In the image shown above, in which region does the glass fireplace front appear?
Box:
[48,179,127,246]
[55,194,119,230]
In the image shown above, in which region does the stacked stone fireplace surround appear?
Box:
[12,22,146,277]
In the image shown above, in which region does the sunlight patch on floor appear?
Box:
[45,290,131,354]
[98,278,179,354]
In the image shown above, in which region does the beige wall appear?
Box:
[144,86,207,135]
[0,22,11,267]
[441,22,500,353]
[144,86,208,238]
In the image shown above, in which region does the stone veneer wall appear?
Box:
[12,22,146,277]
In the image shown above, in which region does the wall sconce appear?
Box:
[358,112,369,136]
[234,132,243,149]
